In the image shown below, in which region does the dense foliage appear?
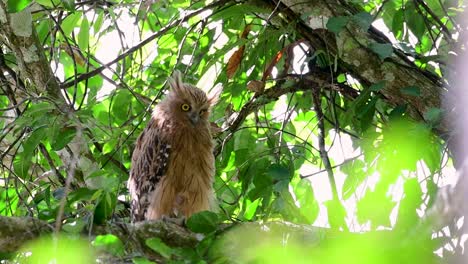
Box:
[0,0,466,262]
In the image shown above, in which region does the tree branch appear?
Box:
[309,81,339,201]
[267,0,445,132]
[0,3,65,104]
[215,72,350,156]
[60,0,234,89]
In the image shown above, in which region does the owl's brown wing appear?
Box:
[128,119,171,222]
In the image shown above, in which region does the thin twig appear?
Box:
[38,143,66,185]
[60,0,234,89]
[309,80,339,202]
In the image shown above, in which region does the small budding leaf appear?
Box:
[369,81,386,91]
[400,86,421,97]
[369,43,393,60]
[352,12,373,31]
[337,73,346,83]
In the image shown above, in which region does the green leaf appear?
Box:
[93,11,104,33]
[243,199,260,220]
[27,102,55,117]
[186,211,218,234]
[78,17,90,50]
[326,16,349,34]
[294,180,319,224]
[7,0,32,13]
[68,187,98,204]
[93,234,125,257]
[14,127,47,178]
[62,218,86,233]
[63,0,75,11]
[392,9,404,38]
[61,12,81,36]
[268,164,291,182]
[324,199,347,228]
[424,107,443,124]
[389,104,407,120]
[210,4,270,21]
[356,184,395,227]
[395,178,423,231]
[145,238,173,259]
[406,10,426,39]
[369,81,385,91]
[341,159,367,199]
[35,0,60,7]
[15,235,93,263]
[24,127,47,154]
[51,126,76,151]
[93,192,116,224]
[400,86,421,97]
[357,96,378,132]
[352,12,373,31]
[337,74,346,83]
[233,129,255,151]
[111,90,132,121]
[369,43,393,60]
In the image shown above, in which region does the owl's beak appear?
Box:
[189,113,199,125]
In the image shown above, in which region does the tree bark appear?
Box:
[266,0,445,132]
[0,215,439,263]
[0,3,64,102]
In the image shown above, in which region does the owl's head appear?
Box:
[163,71,221,127]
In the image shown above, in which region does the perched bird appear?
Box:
[128,71,221,222]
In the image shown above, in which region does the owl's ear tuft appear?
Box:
[208,83,223,106]
[167,70,184,93]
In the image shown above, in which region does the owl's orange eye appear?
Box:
[181,103,191,111]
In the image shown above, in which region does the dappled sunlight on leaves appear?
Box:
[214,222,438,264]
[15,235,94,263]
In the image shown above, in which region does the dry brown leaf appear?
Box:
[226,24,252,79]
[247,80,265,93]
[262,39,309,81]
[226,46,245,79]
[262,50,283,81]
[240,24,252,39]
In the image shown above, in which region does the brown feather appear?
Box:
[128,71,220,222]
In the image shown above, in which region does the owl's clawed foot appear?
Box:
[161,215,186,226]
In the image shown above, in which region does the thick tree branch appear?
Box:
[267,0,445,132]
[309,82,339,202]
[0,215,438,263]
[215,72,351,155]
[0,4,64,104]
